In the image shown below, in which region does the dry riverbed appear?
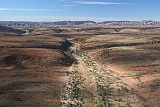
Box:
[60,42,152,107]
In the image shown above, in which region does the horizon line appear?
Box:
[0,20,159,22]
[0,16,159,22]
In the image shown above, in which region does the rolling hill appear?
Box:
[0,25,25,36]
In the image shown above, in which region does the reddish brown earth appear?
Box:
[0,27,73,107]
[0,26,160,107]
[77,28,160,107]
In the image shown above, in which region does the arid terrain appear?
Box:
[0,26,74,107]
[0,25,159,107]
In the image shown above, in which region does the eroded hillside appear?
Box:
[0,27,74,107]
[0,26,160,107]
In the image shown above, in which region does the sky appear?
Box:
[0,0,160,22]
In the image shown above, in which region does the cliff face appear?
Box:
[98,21,160,26]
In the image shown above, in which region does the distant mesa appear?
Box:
[0,20,160,27]
[0,21,96,27]
[99,20,160,26]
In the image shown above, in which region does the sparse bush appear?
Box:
[0,67,5,71]
[134,71,160,79]
[144,104,150,107]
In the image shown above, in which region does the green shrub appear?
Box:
[0,67,4,71]
[134,71,160,79]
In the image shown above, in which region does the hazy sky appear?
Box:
[0,0,159,22]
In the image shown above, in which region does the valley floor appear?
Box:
[60,42,158,107]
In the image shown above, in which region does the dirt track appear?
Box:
[60,42,156,107]
[60,43,98,107]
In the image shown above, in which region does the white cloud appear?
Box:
[72,1,128,5]
[0,8,58,11]
[64,5,77,6]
